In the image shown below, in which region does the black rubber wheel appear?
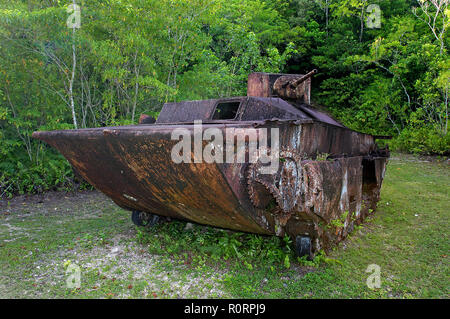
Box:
[131,210,160,227]
[295,236,312,260]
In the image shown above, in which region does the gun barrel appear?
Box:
[288,69,318,88]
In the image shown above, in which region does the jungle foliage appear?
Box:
[0,0,448,196]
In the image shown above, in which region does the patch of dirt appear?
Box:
[1,190,229,298]
[30,233,229,298]
[1,190,109,212]
[390,153,449,164]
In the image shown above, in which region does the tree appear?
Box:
[413,0,449,55]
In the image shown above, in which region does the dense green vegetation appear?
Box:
[0,0,448,196]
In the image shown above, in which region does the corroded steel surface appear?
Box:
[33,72,390,256]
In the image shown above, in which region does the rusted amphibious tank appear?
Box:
[32,71,390,258]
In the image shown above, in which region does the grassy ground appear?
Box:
[0,153,448,298]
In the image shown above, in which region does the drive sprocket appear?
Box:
[247,149,303,212]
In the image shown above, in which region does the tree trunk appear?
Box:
[69,0,78,129]
[359,5,365,42]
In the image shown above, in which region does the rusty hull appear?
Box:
[33,120,388,255]
[32,72,390,256]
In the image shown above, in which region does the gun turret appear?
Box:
[273,69,317,102]
[247,70,318,103]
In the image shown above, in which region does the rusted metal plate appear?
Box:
[156,99,225,124]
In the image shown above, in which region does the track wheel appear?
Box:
[131,210,160,227]
[295,236,312,260]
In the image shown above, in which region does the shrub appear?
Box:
[390,125,449,155]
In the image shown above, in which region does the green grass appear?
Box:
[0,153,448,298]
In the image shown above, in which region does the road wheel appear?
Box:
[131,210,160,227]
[295,236,312,260]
